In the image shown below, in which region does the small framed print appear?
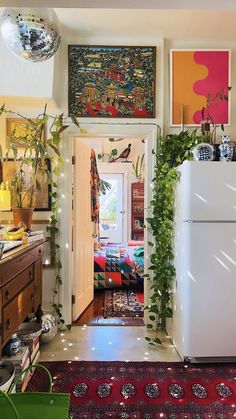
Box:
[0,159,51,211]
[6,118,45,148]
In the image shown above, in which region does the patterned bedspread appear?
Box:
[94,245,143,289]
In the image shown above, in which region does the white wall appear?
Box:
[0,38,55,98]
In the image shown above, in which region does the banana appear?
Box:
[4,227,25,241]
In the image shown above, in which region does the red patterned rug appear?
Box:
[29,361,236,418]
[104,289,144,318]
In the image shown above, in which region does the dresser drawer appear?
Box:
[2,266,33,307]
[0,245,43,286]
[2,281,35,343]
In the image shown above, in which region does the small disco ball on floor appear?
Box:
[0,8,61,62]
[40,313,57,343]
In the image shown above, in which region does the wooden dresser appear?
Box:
[0,241,44,355]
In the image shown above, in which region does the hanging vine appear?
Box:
[145,130,201,345]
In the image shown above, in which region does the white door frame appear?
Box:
[59,123,158,326]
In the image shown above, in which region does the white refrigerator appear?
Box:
[167,161,236,362]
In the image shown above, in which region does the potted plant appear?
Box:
[0,105,68,230]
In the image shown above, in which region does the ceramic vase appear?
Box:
[192,143,215,161]
[219,134,235,162]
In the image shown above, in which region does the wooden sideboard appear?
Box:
[0,241,44,354]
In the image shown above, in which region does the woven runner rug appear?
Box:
[104,289,144,318]
[29,361,236,418]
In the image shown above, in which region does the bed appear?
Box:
[94,243,144,289]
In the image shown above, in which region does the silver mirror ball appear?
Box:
[0,8,61,62]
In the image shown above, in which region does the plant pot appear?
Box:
[12,208,33,230]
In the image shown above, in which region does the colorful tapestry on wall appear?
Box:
[68,45,156,118]
[170,50,230,125]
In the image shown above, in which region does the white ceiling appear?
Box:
[1,0,236,9]
[1,6,236,40]
[56,9,236,40]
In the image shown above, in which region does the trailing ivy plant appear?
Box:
[145,130,201,345]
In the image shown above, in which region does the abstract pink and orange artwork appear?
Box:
[170,50,230,126]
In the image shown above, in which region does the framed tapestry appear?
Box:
[170,49,231,126]
[68,45,156,118]
[0,159,51,211]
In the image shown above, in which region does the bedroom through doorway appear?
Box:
[74,136,145,326]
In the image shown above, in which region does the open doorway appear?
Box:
[73,136,145,326]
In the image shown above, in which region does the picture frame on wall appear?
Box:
[170,49,231,126]
[68,45,156,118]
[0,159,51,211]
[6,118,45,147]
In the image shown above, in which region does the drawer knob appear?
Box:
[5,290,9,300]
[6,319,11,330]
[29,270,32,278]
[30,294,34,301]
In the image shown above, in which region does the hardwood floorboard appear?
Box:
[73,289,144,326]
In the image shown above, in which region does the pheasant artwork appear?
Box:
[111,144,132,162]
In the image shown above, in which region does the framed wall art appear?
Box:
[0,159,51,211]
[6,118,45,147]
[170,49,231,126]
[68,45,156,118]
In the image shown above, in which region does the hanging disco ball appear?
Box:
[0,8,61,62]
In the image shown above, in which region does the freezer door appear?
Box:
[177,161,236,221]
[176,222,236,358]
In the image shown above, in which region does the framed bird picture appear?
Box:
[68,45,156,118]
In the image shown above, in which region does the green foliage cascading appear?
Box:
[145,130,200,345]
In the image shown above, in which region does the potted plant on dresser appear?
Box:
[1,105,67,230]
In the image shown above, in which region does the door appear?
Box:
[72,140,94,321]
[99,173,123,243]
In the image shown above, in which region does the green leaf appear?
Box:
[153,338,162,345]
[149,315,156,321]
[146,324,153,329]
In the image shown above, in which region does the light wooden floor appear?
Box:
[73,290,144,326]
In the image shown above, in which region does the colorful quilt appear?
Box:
[94,245,143,289]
